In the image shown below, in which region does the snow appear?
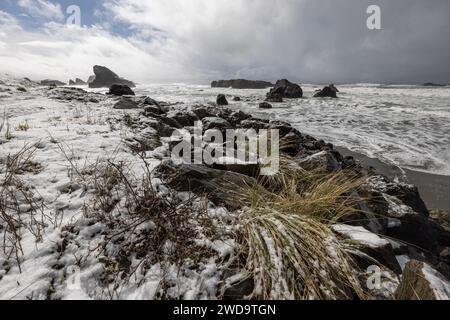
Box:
[0,77,233,300]
[395,255,411,271]
[332,224,390,248]
[421,263,450,300]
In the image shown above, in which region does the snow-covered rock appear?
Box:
[396,260,450,300]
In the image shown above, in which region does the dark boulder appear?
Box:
[216,94,228,106]
[266,79,302,101]
[202,117,232,131]
[75,78,87,85]
[89,65,135,89]
[265,93,283,103]
[155,160,258,210]
[364,176,437,251]
[314,85,338,98]
[41,79,66,86]
[233,96,241,101]
[259,102,272,109]
[170,112,199,127]
[423,82,445,87]
[395,260,450,300]
[113,97,138,109]
[211,79,273,89]
[69,78,87,86]
[109,84,135,96]
[332,224,402,275]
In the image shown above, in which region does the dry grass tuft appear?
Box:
[0,145,47,270]
[231,155,370,299]
[60,151,218,298]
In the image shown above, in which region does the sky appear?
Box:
[0,0,449,84]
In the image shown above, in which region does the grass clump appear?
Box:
[0,145,47,271]
[232,157,370,299]
[69,155,218,298]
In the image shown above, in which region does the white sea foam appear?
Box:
[129,83,450,176]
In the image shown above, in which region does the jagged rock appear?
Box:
[89,65,135,88]
[192,106,232,120]
[211,79,273,89]
[266,79,303,101]
[280,132,303,156]
[228,111,252,126]
[155,160,257,210]
[216,94,228,106]
[265,93,283,103]
[16,86,27,92]
[87,75,95,84]
[332,224,402,274]
[147,113,183,129]
[395,260,450,300]
[144,106,163,115]
[109,84,135,96]
[113,98,138,109]
[170,112,199,127]
[69,78,87,86]
[314,85,338,98]
[140,96,161,107]
[41,79,66,86]
[364,176,437,251]
[296,151,342,172]
[259,102,272,109]
[76,78,86,85]
[202,117,232,132]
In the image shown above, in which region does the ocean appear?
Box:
[129,83,450,177]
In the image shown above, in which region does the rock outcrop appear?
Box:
[216,94,228,106]
[113,97,138,109]
[266,79,303,101]
[259,102,273,109]
[69,78,87,86]
[109,84,135,96]
[88,65,135,89]
[423,82,445,87]
[396,260,450,300]
[120,103,450,298]
[314,85,338,98]
[212,79,273,89]
[40,79,66,86]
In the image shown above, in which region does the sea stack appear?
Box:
[88,65,135,89]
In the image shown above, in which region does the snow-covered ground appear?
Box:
[1,75,449,300]
[0,77,234,300]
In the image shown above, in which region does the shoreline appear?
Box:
[336,147,450,211]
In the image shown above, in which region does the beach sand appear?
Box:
[336,147,450,211]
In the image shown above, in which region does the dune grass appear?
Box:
[233,156,370,299]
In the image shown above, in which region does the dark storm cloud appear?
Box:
[1,0,449,83]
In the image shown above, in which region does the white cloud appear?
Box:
[17,0,64,21]
[0,16,190,83]
[0,1,449,84]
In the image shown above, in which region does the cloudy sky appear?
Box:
[0,0,449,84]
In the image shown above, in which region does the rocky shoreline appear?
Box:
[1,75,449,300]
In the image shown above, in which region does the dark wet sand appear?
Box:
[336,147,450,211]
